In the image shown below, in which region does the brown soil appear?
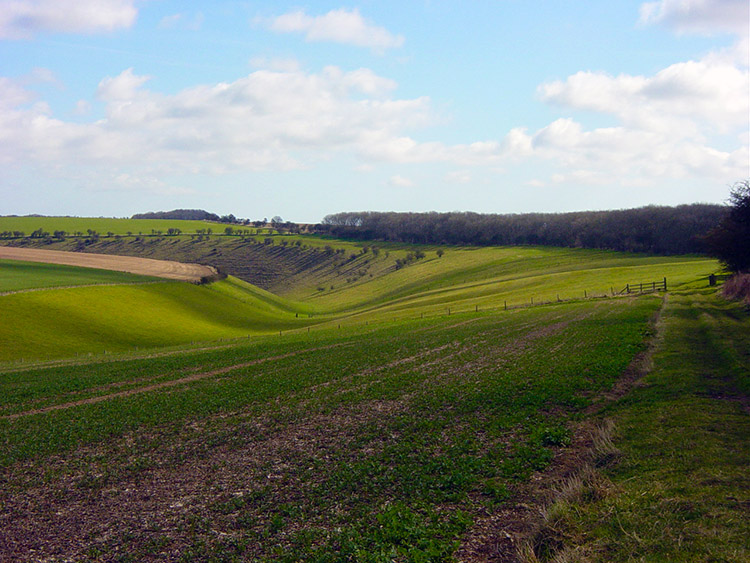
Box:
[0,247,217,283]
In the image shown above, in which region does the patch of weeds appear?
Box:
[234,512,258,530]
[530,424,571,447]
[306,503,471,563]
[500,442,554,480]
[520,465,610,563]
[590,419,621,468]
[481,478,512,506]
[211,494,247,515]
[142,534,171,555]
[85,546,105,560]
[267,512,286,535]
[125,455,154,473]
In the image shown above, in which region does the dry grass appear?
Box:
[518,420,620,563]
[722,273,750,306]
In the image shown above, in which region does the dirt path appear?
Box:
[0,247,217,283]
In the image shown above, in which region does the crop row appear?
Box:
[0,296,661,561]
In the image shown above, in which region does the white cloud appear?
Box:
[0,66,503,195]
[1,41,746,201]
[639,0,749,36]
[0,0,137,39]
[0,77,34,108]
[388,175,414,187]
[538,58,748,135]
[263,8,404,51]
[522,36,750,188]
[96,67,151,101]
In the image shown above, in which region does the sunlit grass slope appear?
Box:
[0,259,159,292]
[294,246,717,321]
[0,241,718,362]
[0,276,311,362]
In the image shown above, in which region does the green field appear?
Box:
[0,235,745,562]
[0,215,230,236]
[0,295,664,561]
[0,258,159,292]
[0,242,716,363]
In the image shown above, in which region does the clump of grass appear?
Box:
[722,272,750,305]
[518,420,620,563]
[590,418,621,468]
[519,460,612,563]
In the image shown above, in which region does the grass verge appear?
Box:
[522,288,750,562]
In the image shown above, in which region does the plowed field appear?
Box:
[0,247,216,283]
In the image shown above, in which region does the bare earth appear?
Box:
[0,247,217,283]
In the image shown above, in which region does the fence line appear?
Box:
[615,277,667,295]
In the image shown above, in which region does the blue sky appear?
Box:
[1,0,748,222]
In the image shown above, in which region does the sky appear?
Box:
[0,0,748,222]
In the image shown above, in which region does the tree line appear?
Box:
[320,204,727,255]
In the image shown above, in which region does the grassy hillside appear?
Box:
[297,246,715,320]
[0,236,717,363]
[0,276,312,362]
[0,259,159,292]
[3,234,716,303]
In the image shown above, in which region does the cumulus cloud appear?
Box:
[263,8,404,51]
[74,99,91,115]
[538,58,749,135]
[515,34,750,188]
[1,44,746,198]
[639,0,749,36]
[0,0,137,39]
[96,67,151,101]
[0,65,511,194]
